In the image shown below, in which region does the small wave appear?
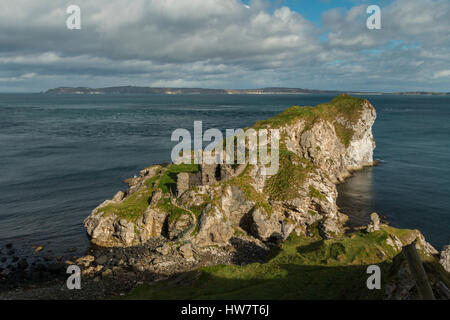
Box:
[381,108,423,113]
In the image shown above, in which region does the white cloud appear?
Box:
[433,70,450,79]
[0,0,448,92]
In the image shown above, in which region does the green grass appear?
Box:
[264,149,313,201]
[333,122,354,148]
[157,163,199,194]
[308,210,318,216]
[308,185,326,201]
[254,105,317,130]
[253,95,366,131]
[296,230,398,266]
[189,203,209,219]
[122,227,426,300]
[381,225,417,244]
[157,198,192,224]
[99,164,199,222]
[99,176,159,222]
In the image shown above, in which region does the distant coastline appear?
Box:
[44,86,450,96]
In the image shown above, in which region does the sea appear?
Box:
[0,93,449,263]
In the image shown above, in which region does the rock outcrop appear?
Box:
[367,212,381,232]
[84,95,377,248]
[440,246,450,273]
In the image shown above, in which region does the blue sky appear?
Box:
[260,0,393,23]
[0,0,448,92]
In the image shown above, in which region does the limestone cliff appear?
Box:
[84,95,377,248]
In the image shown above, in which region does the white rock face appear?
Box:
[346,102,377,168]
[288,100,376,183]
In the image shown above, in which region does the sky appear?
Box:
[0,0,449,92]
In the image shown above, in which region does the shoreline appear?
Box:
[1,156,446,299]
[0,157,423,298]
[0,161,378,283]
[1,95,449,300]
[0,160,381,298]
[1,94,449,259]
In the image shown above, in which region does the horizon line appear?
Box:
[2,86,448,95]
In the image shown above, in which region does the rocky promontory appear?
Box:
[2,95,449,300]
[77,95,449,299]
[84,95,377,248]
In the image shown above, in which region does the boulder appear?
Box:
[440,245,450,273]
[112,191,125,202]
[319,218,344,239]
[194,209,234,246]
[76,255,95,268]
[156,243,171,256]
[133,263,145,273]
[179,243,194,260]
[34,245,44,253]
[167,213,195,240]
[101,269,113,279]
[115,219,136,246]
[143,208,167,238]
[367,212,380,232]
[140,165,162,178]
[249,207,282,241]
[95,255,108,265]
[84,206,167,247]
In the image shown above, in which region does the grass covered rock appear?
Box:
[84,94,377,247]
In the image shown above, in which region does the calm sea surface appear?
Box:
[0,93,449,261]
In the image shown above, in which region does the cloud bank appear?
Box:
[0,0,449,92]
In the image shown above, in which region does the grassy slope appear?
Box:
[253,95,366,130]
[254,94,366,147]
[123,226,448,300]
[99,164,199,222]
[264,148,314,201]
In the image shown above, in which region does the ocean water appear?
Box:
[0,93,449,261]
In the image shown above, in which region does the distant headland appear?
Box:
[44,86,450,96]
